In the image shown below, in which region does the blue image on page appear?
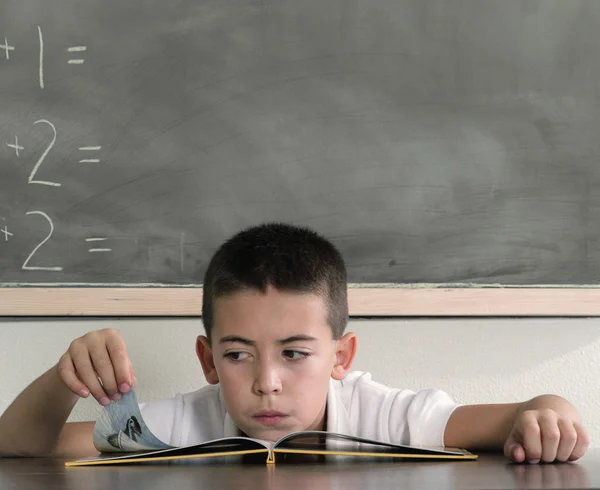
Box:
[93,388,173,453]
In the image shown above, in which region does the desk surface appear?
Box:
[1,450,599,490]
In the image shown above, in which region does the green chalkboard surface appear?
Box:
[1,1,599,286]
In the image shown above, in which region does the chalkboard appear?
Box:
[1,0,599,287]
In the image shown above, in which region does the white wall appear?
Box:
[1,318,598,447]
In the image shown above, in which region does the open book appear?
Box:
[65,388,477,467]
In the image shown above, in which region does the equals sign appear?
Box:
[67,46,86,64]
[86,237,111,253]
[79,145,101,163]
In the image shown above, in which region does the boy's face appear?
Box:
[196,286,356,442]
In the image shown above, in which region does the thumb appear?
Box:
[505,433,526,463]
[511,443,526,463]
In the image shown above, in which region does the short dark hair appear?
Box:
[202,223,348,343]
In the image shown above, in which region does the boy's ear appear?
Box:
[331,332,357,381]
[196,335,219,385]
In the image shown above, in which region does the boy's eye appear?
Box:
[283,350,309,361]
[224,352,250,361]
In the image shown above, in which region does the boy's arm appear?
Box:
[0,328,134,458]
[0,366,96,458]
[444,395,590,463]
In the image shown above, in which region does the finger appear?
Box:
[538,410,560,463]
[503,436,514,459]
[56,354,90,398]
[555,418,578,462]
[89,344,119,400]
[569,422,590,461]
[70,344,110,405]
[504,437,526,463]
[105,333,132,392]
[513,444,526,463]
[520,411,543,463]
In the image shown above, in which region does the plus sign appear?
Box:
[0,37,15,60]
[1,226,13,242]
[6,136,24,156]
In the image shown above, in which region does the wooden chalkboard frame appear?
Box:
[1,287,599,316]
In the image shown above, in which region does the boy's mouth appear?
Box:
[253,411,287,425]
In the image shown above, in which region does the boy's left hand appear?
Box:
[504,408,590,464]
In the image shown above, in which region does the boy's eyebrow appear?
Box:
[219,336,256,346]
[277,335,318,344]
[218,334,318,346]
[277,334,318,345]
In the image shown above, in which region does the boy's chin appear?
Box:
[244,425,301,442]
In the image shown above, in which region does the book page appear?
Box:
[73,438,271,464]
[93,388,173,453]
[81,387,274,465]
[273,431,469,455]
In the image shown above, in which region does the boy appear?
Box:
[0,223,590,463]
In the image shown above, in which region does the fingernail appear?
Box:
[99,397,111,406]
[110,393,122,401]
[529,459,540,465]
[120,383,131,393]
[79,389,89,397]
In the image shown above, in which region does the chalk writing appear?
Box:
[37,26,44,88]
[30,119,60,187]
[67,45,86,64]
[6,136,24,156]
[22,211,63,271]
[0,37,15,60]
[1,226,13,242]
[79,145,101,163]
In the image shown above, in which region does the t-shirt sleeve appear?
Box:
[347,372,461,448]
[402,387,461,447]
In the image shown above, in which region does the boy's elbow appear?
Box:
[50,422,98,459]
[0,449,51,458]
[0,422,98,459]
[0,439,54,458]
[0,437,69,459]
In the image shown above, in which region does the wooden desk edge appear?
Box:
[1,287,600,316]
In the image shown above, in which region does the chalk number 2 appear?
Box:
[29,119,61,187]
[22,211,63,271]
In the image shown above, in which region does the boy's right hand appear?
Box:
[56,328,136,407]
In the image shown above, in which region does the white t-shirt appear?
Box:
[139,371,460,448]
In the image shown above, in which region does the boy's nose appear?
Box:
[253,362,282,395]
